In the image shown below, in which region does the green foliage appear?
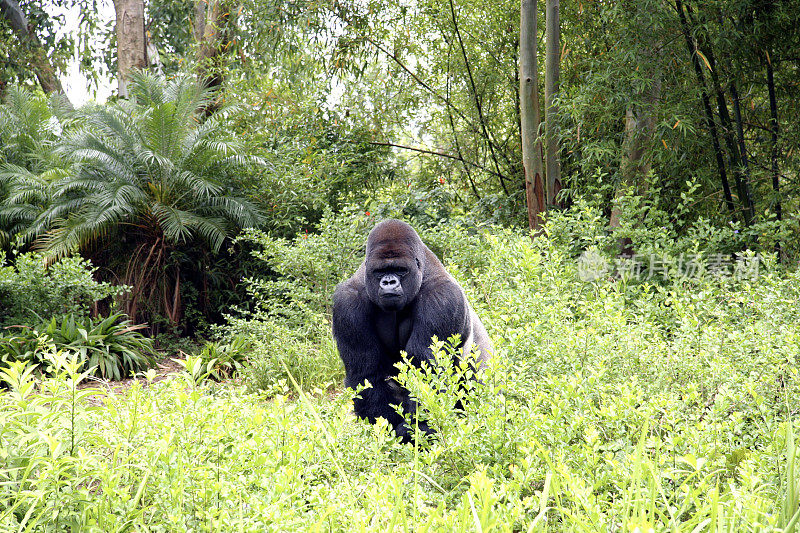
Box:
[237,211,370,319]
[0,313,155,380]
[4,72,265,329]
[39,71,263,258]
[219,211,372,392]
[0,349,108,528]
[184,335,251,382]
[0,251,125,327]
[0,1,98,91]
[0,85,71,171]
[0,221,799,529]
[235,320,342,396]
[233,88,396,237]
[0,85,73,247]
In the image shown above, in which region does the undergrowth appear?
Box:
[1,212,799,530]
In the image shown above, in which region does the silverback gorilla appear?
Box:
[332,219,492,442]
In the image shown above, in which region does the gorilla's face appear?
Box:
[364,221,425,312]
[367,258,421,311]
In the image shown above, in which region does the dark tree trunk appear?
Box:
[703,48,747,222]
[694,28,754,225]
[766,50,780,223]
[674,0,735,217]
[0,0,71,104]
[729,83,755,223]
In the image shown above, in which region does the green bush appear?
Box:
[218,210,372,392]
[188,335,252,381]
[232,319,342,394]
[0,313,155,379]
[0,252,126,327]
[1,219,799,529]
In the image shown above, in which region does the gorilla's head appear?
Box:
[365,220,425,312]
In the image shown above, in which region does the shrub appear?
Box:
[0,313,155,380]
[0,252,126,327]
[218,210,371,392]
[187,335,252,381]
[233,320,342,394]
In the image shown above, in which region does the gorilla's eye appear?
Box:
[375,267,408,278]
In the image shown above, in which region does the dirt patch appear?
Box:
[80,355,185,397]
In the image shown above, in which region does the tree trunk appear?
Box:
[197,0,236,114]
[608,94,659,239]
[0,0,71,104]
[608,20,661,253]
[766,49,780,226]
[113,0,147,99]
[730,83,755,223]
[545,0,561,207]
[193,0,207,43]
[674,0,736,217]
[705,53,744,220]
[519,0,545,234]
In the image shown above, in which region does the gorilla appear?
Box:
[332,219,492,442]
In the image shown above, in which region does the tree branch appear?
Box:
[359,35,483,139]
[448,0,508,194]
[362,140,509,181]
[445,41,480,199]
[0,0,72,105]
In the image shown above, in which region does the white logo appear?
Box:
[577,249,610,281]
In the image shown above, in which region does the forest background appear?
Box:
[2,0,800,530]
[1,0,798,333]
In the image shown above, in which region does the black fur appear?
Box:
[332,219,492,442]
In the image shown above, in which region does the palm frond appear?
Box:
[204,195,264,229]
[171,170,222,200]
[150,203,196,244]
[17,73,264,266]
[184,214,230,252]
[35,207,109,258]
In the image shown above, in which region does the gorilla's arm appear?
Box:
[405,280,470,363]
[332,284,411,437]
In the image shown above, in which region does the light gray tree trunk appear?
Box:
[608,77,661,235]
[545,0,561,207]
[196,0,236,115]
[113,0,147,99]
[193,0,207,42]
[519,0,545,234]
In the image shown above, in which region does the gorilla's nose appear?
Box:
[380,274,402,295]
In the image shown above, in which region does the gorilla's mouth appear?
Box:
[381,293,401,299]
[379,294,404,310]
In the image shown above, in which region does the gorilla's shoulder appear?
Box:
[333,262,367,298]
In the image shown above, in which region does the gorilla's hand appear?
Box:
[394,420,435,444]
